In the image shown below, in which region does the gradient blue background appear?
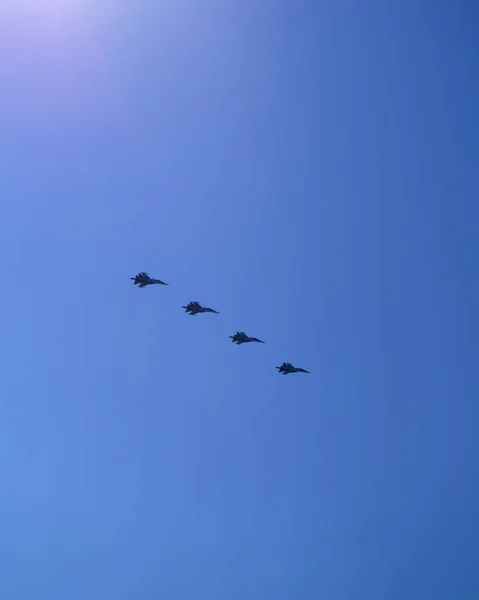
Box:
[1,1,478,598]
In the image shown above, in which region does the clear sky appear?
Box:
[0,1,478,598]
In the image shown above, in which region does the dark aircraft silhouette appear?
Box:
[230,331,265,345]
[131,272,169,287]
[276,362,310,375]
[182,301,220,316]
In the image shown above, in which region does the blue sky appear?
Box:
[0,1,478,598]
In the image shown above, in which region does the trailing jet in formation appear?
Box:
[276,362,310,375]
[230,331,265,345]
[131,272,169,287]
[182,301,220,316]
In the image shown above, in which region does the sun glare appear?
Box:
[0,0,124,134]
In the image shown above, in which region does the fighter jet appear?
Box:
[182,301,220,316]
[229,331,265,345]
[276,362,310,375]
[131,272,169,288]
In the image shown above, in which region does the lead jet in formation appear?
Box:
[182,301,220,316]
[230,331,265,345]
[276,362,310,375]
[131,272,169,288]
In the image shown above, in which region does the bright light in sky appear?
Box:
[0,0,123,135]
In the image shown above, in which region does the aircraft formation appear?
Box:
[131,271,311,375]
